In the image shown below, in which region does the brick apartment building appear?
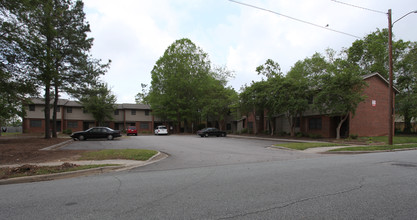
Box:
[23,98,154,134]
[241,73,397,138]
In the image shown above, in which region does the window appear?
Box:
[145,110,149,116]
[248,122,253,132]
[56,107,60,112]
[114,110,119,115]
[30,120,42,128]
[83,108,88,113]
[140,123,149,129]
[308,95,314,104]
[29,105,35,111]
[67,121,78,128]
[67,107,72,113]
[131,110,136,115]
[309,118,322,130]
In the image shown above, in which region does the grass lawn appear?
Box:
[330,143,417,152]
[0,132,22,136]
[275,142,347,150]
[78,149,158,161]
[361,136,417,144]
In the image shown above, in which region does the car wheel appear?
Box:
[135,133,137,136]
[200,135,204,137]
[78,135,85,141]
[107,134,113,140]
[205,133,209,137]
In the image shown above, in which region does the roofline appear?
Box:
[28,98,151,110]
[362,72,400,93]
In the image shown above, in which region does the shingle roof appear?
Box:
[29,98,150,109]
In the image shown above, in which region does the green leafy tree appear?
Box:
[347,29,390,78]
[135,83,149,104]
[313,58,367,139]
[239,80,269,134]
[396,42,417,133]
[49,1,109,137]
[0,0,37,135]
[255,59,282,135]
[278,75,310,137]
[80,83,116,126]
[148,38,213,132]
[1,0,107,138]
[201,78,238,130]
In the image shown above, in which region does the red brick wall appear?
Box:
[65,120,84,132]
[23,118,45,133]
[138,121,152,133]
[350,76,394,137]
[302,116,334,138]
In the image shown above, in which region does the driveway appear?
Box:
[63,135,323,171]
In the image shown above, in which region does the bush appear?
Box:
[296,132,303,138]
[278,131,288,136]
[241,128,248,134]
[308,133,322,139]
[63,129,72,134]
[349,134,358,139]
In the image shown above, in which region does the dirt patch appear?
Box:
[0,137,92,165]
[0,162,79,179]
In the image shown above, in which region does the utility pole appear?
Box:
[387,9,417,145]
[388,9,394,145]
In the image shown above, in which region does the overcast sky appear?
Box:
[82,0,417,103]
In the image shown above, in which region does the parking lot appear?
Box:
[63,135,323,171]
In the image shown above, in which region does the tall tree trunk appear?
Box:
[404,111,411,134]
[336,113,349,139]
[183,118,188,133]
[44,84,51,139]
[52,84,58,138]
[287,113,295,137]
[269,117,275,136]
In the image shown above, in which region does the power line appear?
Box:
[228,0,361,39]
[330,0,386,15]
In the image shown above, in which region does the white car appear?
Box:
[154,125,168,135]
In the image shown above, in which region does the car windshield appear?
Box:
[128,126,136,129]
[158,126,166,129]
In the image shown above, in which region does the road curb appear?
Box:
[0,152,168,185]
[227,134,327,143]
[323,147,417,154]
[40,139,74,151]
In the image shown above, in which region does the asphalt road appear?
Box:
[1,135,417,219]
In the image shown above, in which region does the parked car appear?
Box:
[154,125,168,135]
[70,127,121,141]
[127,126,137,136]
[197,127,227,137]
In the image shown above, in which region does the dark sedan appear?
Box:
[70,127,121,141]
[197,127,227,137]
